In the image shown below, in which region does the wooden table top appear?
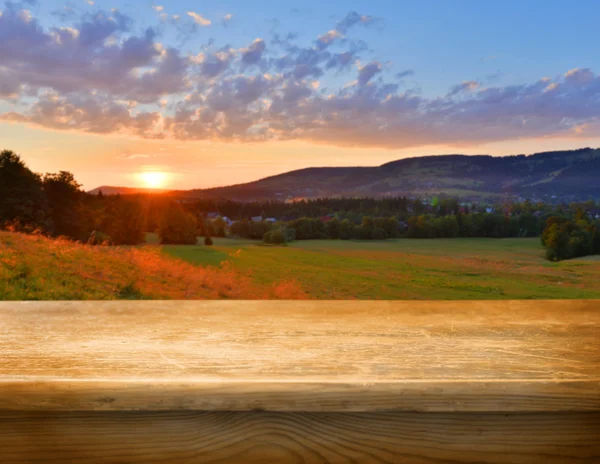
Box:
[1,300,599,412]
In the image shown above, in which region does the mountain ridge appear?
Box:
[90,147,600,201]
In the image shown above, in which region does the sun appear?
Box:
[139,171,169,189]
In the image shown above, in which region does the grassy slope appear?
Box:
[0,232,306,300]
[159,236,600,299]
[3,231,599,300]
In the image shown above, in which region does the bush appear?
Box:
[159,204,197,245]
[117,282,145,300]
[263,229,286,245]
[204,236,213,246]
[87,230,113,246]
[542,216,600,261]
[284,227,296,242]
[371,227,387,240]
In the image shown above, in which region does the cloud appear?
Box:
[222,13,233,26]
[448,80,479,96]
[187,11,211,26]
[2,3,600,150]
[316,29,342,50]
[395,69,414,79]
[1,91,164,137]
[335,11,377,34]
[192,47,236,78]
[0,67,21,99]
[78,10,132,46]
[357,61,382,86]
[0,5,189,102]
[240,38,266,69]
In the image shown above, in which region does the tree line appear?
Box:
[2,149,600,261]
[541,211,600,261]
[0,150,196,245]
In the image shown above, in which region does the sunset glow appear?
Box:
[138,171,170,189]
[1,0,600,190]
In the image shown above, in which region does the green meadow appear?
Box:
[150,234,600,299]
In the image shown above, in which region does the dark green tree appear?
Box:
[43,171,85,240]
[0,150,49,232]
[159,203,197,245]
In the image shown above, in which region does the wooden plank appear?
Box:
[1,411,598,464]
[1,300,599,412]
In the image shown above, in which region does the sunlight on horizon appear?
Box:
[137,171,171,189]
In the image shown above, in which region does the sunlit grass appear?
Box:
[0,232,306,300]
[3,231,599,300]
[158,237,600,300]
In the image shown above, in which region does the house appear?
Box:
[251,216,263,222]
[588,209,600,220]
[265,218,277,223]
[206,212,219,219]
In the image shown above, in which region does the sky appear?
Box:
[2,0,600,190]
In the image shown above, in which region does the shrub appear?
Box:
[87,230,113,246]
[204,236,213,246]
[371,227,388,240]
[263,229,286,245]
[159,204,197,245]
[117,282,145,300]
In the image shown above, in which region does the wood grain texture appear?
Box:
[1,411,599,464]
[1,300,599,412]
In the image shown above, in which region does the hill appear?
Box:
[91,148,600,202]
[0,232,306,300]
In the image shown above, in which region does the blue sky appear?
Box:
[2,0,600,188]
[29,0,599,94]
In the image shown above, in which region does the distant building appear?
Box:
[265,218,277,223]
[251,216,263,222]
[589,209,600,220]
[485,207,494,213]
[206,212,219,219]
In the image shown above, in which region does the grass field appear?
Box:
[2,231,599,300]
[153,234,600,299]
[0,232,306,300]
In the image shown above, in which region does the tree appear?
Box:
[104,197,148,245]
[0,150,49,232]
[213,217,226,237]
[541,216,597,261]
[339,219,353,240]
[159,203,197,245]
[325,217,342,239]
[371,227,387,240]
[263,229,286,244]
[43,171,85,240]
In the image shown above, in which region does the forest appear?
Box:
[2,150,599,261]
